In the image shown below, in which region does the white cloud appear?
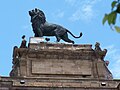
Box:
[105,45,120,79]
[65,0,76,6]
[69,8,81,21]
[56,12,64,18]
[52,10,64,19]
[69,0,101,22]
[104,45,117,56]
[81,4,94,21]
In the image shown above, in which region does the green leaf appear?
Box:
[107,11,117,25]
[111,1,118,10]
[116,3,120,13]
[112,12,117,24]
[115,26,120,33]
[102,14,108,25]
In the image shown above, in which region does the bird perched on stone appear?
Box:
[22,35,25,39]
[45,38,50,42]
[20,35,27,48]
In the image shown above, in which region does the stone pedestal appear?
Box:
[0,38,119,90]
[10,41,112,80]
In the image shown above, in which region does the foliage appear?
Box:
[103,0,120,33]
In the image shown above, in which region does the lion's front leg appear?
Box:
[54,30,61,42]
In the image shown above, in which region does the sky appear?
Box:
[0,0,120,79]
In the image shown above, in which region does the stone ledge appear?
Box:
[9,78,120,88]
[1,77,120,89]
[29,42,92,50]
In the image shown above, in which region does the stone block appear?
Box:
[31,59,92,76]
[30,37,44,43]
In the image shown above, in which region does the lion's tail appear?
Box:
[66,30,83,38]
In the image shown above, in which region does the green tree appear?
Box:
[103,0,120,33]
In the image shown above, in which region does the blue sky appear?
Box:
[0,0,120,79]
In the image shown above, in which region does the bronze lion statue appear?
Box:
[29,8,83,44]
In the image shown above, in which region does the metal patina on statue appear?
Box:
[29,8,82,44]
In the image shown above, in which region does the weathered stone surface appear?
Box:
[10,42,112,79]
[29,42,92,50]
[2,39,119,90]
[0,77,120,89]
[32,59,92,75]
